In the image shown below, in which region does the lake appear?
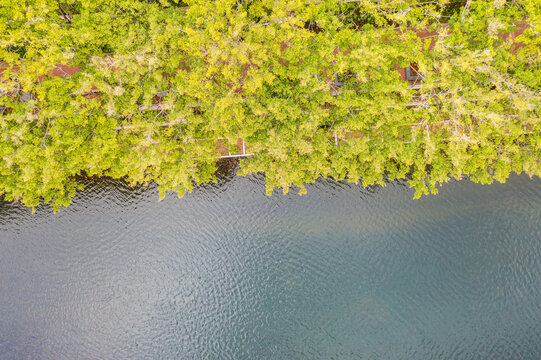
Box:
[1,161,540,359]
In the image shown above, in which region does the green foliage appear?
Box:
[0,0,539,211]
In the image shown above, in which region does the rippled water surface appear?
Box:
[1,162,541,359]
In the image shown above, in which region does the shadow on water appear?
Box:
[0,158,400,217]
[0,159,242,219]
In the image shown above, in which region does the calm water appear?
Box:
[1,161,540,360]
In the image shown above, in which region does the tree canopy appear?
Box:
[1,0,540,211]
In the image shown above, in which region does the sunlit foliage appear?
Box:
[0,0,539,210]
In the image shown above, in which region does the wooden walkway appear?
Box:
[216,138,253,159]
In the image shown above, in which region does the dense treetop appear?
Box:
[0,0,540,211]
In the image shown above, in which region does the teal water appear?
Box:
[1,161,540,359]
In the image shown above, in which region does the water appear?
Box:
[1,161,540,359]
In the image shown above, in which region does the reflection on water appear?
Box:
[1,161,540,359]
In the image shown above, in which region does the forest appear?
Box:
[0,0,539,211]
